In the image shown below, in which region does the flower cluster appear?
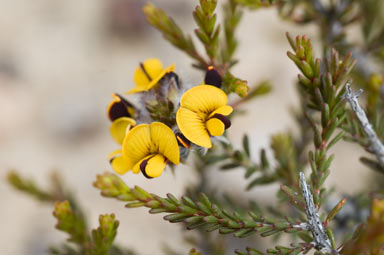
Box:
[107,58,233,178]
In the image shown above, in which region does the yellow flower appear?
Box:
[107,93,136,144]
[127,58,175,94]
[109,122,180,178]
[176,85,233,148]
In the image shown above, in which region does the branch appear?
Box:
[94,173,309,239]
[299,172,334,254]
[343,83,384,168]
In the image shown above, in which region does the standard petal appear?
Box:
[141,154,167,178]
[149,122,180,164]
[133,59,163,88]
[144,58,164,80]
[129,60,175,94]
[176,107,212,148]
[206,118,225,137]
[130,67,149,93]
[208,105,233,117]
[110,117,136,144]
[122,124,152,165]
[180,85,228,114]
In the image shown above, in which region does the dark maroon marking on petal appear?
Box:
[204,67,222,88]
[140,157,154,179]
[176,132,192,148]
[109,156,116,165]
[108,102,130,121]
[210,113,231,129]
[108,94,135,121]
[139,62,152,81]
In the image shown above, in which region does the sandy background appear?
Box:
[0,0,373,254]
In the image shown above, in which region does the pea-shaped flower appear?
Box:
[128,58,175,94]
[109,122,180,178]
[176,85,233,148]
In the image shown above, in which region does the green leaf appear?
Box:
[286,32,297,51]
[298,232,313,243]
[280,185,306,210]
[247,175,276,190]
[182,196,198,208]
[325,198,347,226]
[7,171,55,202]
[326,131,345,150]
[164,213,189,222]
[243,134,250,157]
[234,228,255,238]
[360,157,384,173]
[236,0,275,10]
[221,162,241,170]
[199,0,217,15]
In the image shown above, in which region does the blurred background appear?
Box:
[0,0,373,254]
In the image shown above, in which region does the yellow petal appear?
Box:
[107,149,123,160]
[149,122,179,164]
[143,58,164,80]
[209,105,233,118]
[180,85,228,114]
[132,160,141,174]
[146,64,175,90]
[128,58,175,94]
[122,124,152,165]
[127,86,148,94]
[176,107,211,148]
[206,118,225,136]
[109,150,134,175]
[134,59,162,87]
[142,154,167,178]
[110,117,136,144]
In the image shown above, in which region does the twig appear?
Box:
[343,83,384,168]
[299,172,334,253]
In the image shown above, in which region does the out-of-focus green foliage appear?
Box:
[7,171,136,255]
